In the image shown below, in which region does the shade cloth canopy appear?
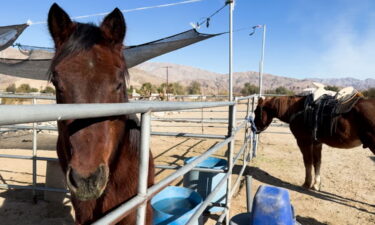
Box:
[0,25,221,80]
[0,23,28,51]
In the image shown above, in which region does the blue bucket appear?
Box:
[183,157,227,213]
[151,186,203,225]
[251,185,295,225]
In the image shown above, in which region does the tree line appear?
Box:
[4,82,375,98]
[131,81,202,97]
[5,83,56,94]
[240,83,295,95]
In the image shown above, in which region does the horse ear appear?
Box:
[48,3,74,48]
[258,96,265,104]
[100,8,126,45]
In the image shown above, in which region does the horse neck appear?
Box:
[274,96,305,124]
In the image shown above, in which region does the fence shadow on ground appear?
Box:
[296,215,328,225]
[202,212,220,224]
[0,185,74,225]
[153,138,191,160]
[232,165,375,216]
[154,139,215,178]
[0,132,57,151]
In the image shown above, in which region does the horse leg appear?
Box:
[312,142,322,191]
[297,140,314,189]
[360,131,375,154]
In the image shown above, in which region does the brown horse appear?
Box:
[48,4,154,225]
[254,95,375,191]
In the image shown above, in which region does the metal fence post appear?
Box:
[137,111,151,225]
[32,97,37,202]
[201,107,204,134]
[244,98,251,163]
[246,175,253,213]
[228,0,234,101]
[251,96,258,158]
[225,100,236,224]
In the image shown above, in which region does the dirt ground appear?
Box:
[0,105,374,225]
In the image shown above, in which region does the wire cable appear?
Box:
[197,4,227,28]
[29,0,207,25]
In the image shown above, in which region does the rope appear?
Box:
[197,4,228,28]
[248,25,263,36]
[29,0,207,25]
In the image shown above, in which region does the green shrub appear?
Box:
[241,83,259,95]
[16,84,32,93]
[40,86,56,94]
[5,83,16,93]
[187,81,201,95]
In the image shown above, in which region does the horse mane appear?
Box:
[48,22,128,82]
[266,96,305,122]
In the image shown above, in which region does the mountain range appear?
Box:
[0,60,374,94]
[134,62,374,94]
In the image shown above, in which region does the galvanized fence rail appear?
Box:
[0,94,259,224]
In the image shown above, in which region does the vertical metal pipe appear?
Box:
[246,175,253,213]
[253,133,258,158]
[166,66,169,101]
[225,102,236,225]
[32,97,37,202]
[259,25,266,96]
[244,98,251,163]
[251,96,255,117]
[243,99,250,145]
[228,0,234,101]
[251,96,257,158]
[137,111,151,225]
[201,107,204,134]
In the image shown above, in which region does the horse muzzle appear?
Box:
[66,164,109,201]
[255,126,267,134]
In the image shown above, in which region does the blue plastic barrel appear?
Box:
[183,157,227,213]
[151,186,203,225]
[251,185,295,225]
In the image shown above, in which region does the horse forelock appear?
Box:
[48,22,127,82]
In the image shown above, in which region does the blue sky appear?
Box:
[1,0,374,79]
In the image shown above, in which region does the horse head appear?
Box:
[254,97,277,133]
[48,3,127,201]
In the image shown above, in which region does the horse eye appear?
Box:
[116,83,123,91]
[50,71,59,85]
[50,76,58,86]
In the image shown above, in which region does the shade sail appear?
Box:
[0,23,28,51]
[0,28,221,80]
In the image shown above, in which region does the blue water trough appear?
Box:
[183,156,227,213]
[151,186,203,225]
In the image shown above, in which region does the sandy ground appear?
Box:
[0,104,374,225]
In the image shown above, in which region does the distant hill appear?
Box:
[310,77,375,90]
[0,51,373,94]
[136,62,316,94]
[135,62,374,93]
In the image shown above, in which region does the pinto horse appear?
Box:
[48,4,154,224]
[254,95,375,191]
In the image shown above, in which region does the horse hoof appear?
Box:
[312,185,320,191]
[302,183,312,189]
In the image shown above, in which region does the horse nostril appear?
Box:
[65,164,109,200]
[66,167,79,190]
